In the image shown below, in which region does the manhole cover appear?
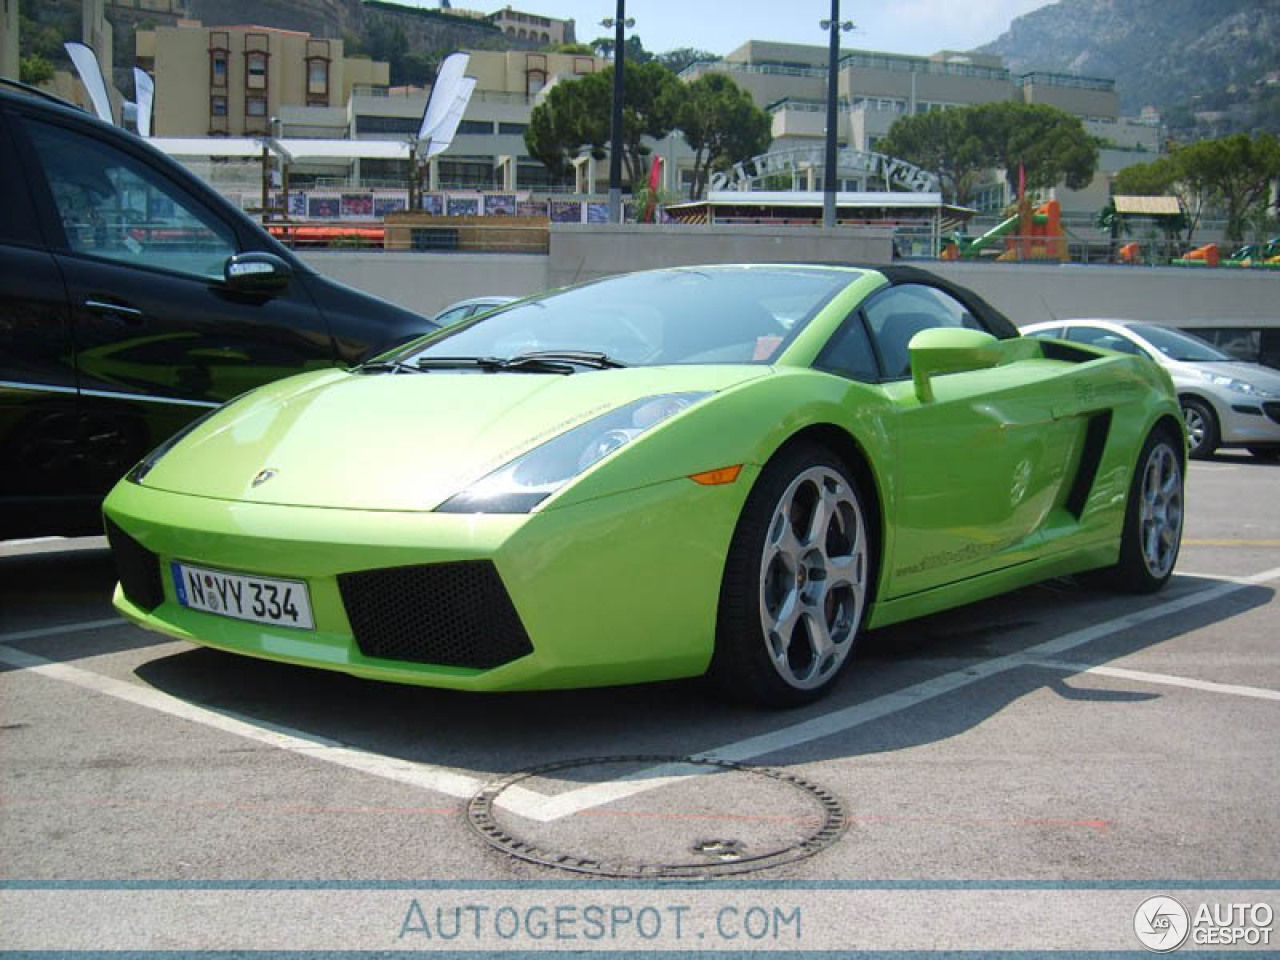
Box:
[467,755,847,877]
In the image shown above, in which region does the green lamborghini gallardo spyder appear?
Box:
[104,264,1186,706]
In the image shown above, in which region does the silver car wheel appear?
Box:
[758,465,868,691]
[1182,405,1207,454]
[1139,441,1183,579]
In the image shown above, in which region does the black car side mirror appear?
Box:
[224,252,292,294]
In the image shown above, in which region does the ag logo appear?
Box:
[1134,895,1190,952]
[251,468,278,488]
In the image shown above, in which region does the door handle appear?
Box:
[84,299,146,324]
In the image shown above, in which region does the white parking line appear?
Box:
[0,618,125,643]
[2,567,1278,823]
[515,567,1280,821]
[0,643,542,809]
[1029,659,1280,701]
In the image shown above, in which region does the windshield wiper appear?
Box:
[503,350,627,370]
[409,352,626,375]
[357,359,423,375]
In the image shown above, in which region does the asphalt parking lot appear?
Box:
[1,452,1277,950]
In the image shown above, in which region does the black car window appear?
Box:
[24,118,237,280]
[862,283,985,379]
[814,311,879,382]
[1065,326,1147,357]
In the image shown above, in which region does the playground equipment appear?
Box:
[1118,241,1140,264]
[1221,237,1280,269]
[1173,243,1220,267]
[940,199,1068,262]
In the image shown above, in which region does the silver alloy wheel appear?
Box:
[758,465,868,690]
[1139,441,1183,579]
[1183,405,1207,454]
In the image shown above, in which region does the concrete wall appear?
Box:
[546,224,894,289]
[301,232,1278,327]
[298,251,550,316]
[923,261,1280,327]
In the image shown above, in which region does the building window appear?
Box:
[247,52,268,90]
[457,120,492,135]
[246,96,267,117]
[498,122,528,135]
[210,52,228,87]
[306,57,329,105]
[210,95,227,116]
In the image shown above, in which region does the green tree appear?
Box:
[968,102,1098,195]
[654,48,719,75]
[19,54,54,86]
[590,35,652,64]
[877,109,987,205]
[525,61,680,188]
[666,72,770,200]
[1193,133,1280,242]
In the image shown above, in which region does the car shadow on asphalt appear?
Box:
[127,573,1275,784]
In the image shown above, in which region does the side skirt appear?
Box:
[865,540,1119,631]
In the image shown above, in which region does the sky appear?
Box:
[420,1,1057,58]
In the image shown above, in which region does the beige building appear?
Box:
[485,6,575,46]
[135,20,388,137]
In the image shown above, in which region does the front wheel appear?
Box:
[710,444,873,707]
[1181,397,1218,460]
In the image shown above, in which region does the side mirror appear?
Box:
[909,327,1001,403]
[224,251,292,294]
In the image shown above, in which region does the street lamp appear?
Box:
[600,2,634,224]
[820,4,854,229]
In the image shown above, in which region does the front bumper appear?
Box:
[103,472,756,691]
[1217,398,1280,446]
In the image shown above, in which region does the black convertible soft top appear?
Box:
[875,265,1020,341]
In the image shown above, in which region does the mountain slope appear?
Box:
[976,0,1280,118]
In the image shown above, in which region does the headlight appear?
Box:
[437,392,710,514]
[1199,371,1271,397]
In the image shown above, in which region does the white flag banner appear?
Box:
[64,42,114,124]
[133,68,155,137]
[424,76,476,160]
[416,51,469,143]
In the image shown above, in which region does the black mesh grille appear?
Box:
[338,560,533,669]
[105,518,164,612]
[1264,402,1280,425]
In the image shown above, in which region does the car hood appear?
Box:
[140,365,767,511]
[1168,360,1280,395]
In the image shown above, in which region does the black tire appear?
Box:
[1084,425,1184,594]
[1247,446,1280,462]
[1180,396,1218,460]
[709,443,874,707]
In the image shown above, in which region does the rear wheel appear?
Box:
[710,444,872,707]
[1089,426,1184,593]
[1181,396,1218,459]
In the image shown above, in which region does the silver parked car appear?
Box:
[1022,318,1280,460]
[429,296,518,328]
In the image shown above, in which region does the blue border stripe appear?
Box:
[2,879,1276,890]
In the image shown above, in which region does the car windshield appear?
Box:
[401,266,856,367]
[1131,323,1234,362]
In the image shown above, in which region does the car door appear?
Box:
[0,108,82,533]
[863,284,1081,599]
[12,111,339,488]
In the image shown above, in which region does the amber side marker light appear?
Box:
[689,465,743,486]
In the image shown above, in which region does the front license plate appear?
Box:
[171,562,314,630]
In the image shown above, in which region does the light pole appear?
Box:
[820,4,854,229]
[601,2,633,224]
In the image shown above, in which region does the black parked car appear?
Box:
[0,81,436,539]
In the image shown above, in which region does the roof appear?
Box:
[1114,195,1182,216]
